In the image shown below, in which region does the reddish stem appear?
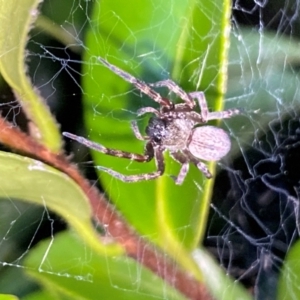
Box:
[0,117,211,300]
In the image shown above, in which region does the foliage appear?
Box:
[1,0,299,299]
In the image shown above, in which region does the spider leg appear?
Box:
[205,108,241,121]
[150,79,195,109]
[96,147,165,183]
[189,91,241,121]
[98,57,172,108]
[183,150,212,179]
[63,132,152,162]
[170,152,190,185]
[194,161,212,179]
[136,107,160,117]
[188,91,208,120]
[131,121,147,140]
[188,111,205,123]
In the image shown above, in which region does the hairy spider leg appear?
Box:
[149,79,195,109]
[137,105,205,125]
[188,91,208,120]
[130,121,147,140]
[136,107,160,117]
[189,91,241,121]
[96,147,165,182]
[98,57,172,108]
[183,149,213,179]
[205,108,241,121]
[63,132,153,162]
[170,152,190,185]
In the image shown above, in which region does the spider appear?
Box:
[63,57,241,185]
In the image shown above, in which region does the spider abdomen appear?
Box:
[188,126,231,161]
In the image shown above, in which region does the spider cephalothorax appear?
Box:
[146,115,193,148]
[145,117,168,144]
[63,58,241,185]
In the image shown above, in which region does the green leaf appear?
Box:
[192,249,253,300]
[227,28,300,157]
[0,0,61,152]
[24,231,187,300]
[23,291,65,300]
[81,0,231,274]
[277,240,300,299]
[228,29,300,108]
[0,151,121,255]
[35,15,81,54]
[0,295,19,300]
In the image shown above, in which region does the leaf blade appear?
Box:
[24,231,188,300]
[0,0,61,151]
[81,0,232,272]
[0,151,121,255]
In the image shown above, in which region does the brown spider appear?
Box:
[63,57,241,185]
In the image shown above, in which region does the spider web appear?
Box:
[0,0,300,299]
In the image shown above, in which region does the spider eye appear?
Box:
[146,117,167,143]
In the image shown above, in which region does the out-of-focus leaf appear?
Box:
[23,291,64,300]
[0,0,61,151]
[227,28,300,156]
[35,16,81,54]
[277,239,300,299]
[192,249,253,300]
[24,231,188,300]
[0,151,121,255]
[0,295,19,300]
